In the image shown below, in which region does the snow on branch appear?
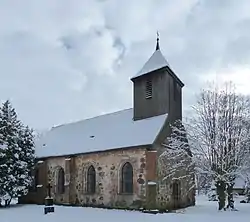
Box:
[0,100,36,207]
[187,82,250,185]
[158,119,195,193]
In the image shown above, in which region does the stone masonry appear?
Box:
[21,146,158,209]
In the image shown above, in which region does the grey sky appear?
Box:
[1,0,250,130]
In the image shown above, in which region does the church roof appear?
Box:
[35,108,167,158]
[132,49,170,79]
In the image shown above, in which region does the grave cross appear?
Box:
[46,183,52,198]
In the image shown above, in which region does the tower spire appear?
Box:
[156,31,160,50]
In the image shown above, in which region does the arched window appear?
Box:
[57,168,65,194]
[87,165,96,194]
[121,162,133,194]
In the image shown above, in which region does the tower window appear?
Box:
[145,79,152,99]
[57,167,65,194]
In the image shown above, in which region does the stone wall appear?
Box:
[46,156,71,204]
[19,145,195,211]
[20,146,160,209]
[73,147,148,208]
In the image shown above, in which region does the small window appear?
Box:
[87,165,96,194]
[145,79,152,99]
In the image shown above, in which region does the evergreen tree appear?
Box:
[0,100,22,205]
[0,100,35,206]
[0,125,8,206]
[16,125,35,196]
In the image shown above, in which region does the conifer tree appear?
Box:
[0,100,35,206]
[16,125,35,196]
[0,128,8,206]
[0,100,22,205]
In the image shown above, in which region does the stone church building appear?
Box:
[20,37,195,210]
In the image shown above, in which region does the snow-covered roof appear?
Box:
[132,49,170,79]
[35,108,167,158]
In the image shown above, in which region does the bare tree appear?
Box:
[188,82,250,211]
[241,164,250,202]
[158,120,196,207]
[196,170,213,195]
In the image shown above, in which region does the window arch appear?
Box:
[87,165,96,194]
[57,167,65,194]
[121,162,133,194]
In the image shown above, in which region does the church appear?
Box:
[20,36,195,210]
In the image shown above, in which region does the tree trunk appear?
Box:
[246,190,250,203]
[216,180,226,211]
[4,198,11,207]
[226,183,235,210]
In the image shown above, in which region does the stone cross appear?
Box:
[46,183,52,198]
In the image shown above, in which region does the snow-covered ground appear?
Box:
[1,195,250,222]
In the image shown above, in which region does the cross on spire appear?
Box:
[156,31,160,51]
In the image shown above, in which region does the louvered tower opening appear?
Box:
[145,79,152,99]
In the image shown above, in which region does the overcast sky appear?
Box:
[1,0,250,130]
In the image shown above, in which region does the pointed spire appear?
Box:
[156,31,160,51]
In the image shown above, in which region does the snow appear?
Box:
[35,108,167,158]
[132,49,169,79]
[0,143,7,150]
[14,153,19,159]
[1,195,250,222]
[147,181,157,185]
[37,160,44,164]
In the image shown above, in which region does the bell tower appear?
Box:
[131,33,184,122]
